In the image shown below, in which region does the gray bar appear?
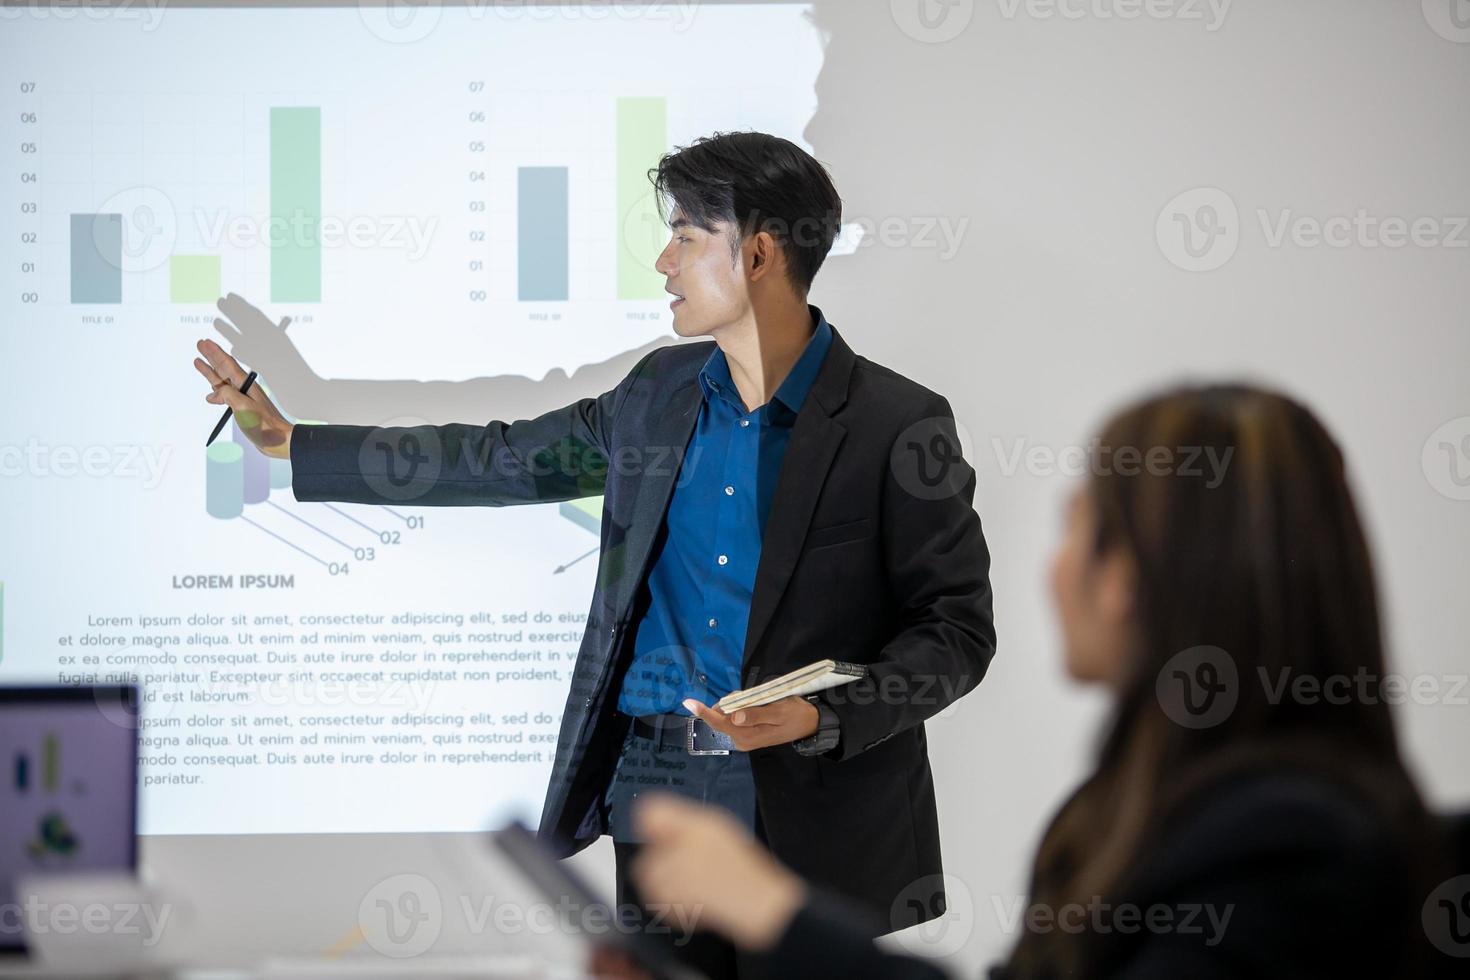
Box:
[518,166,569,302]
[70,213,122,304]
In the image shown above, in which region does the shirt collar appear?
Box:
[698,306,834,422]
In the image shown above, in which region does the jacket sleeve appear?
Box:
[288,348,659,507]
[822,393,996,759]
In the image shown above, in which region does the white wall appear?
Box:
[140,1,1469,976]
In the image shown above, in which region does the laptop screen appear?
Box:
[0,686,139,954]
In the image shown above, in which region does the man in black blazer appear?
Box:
[194,131,996,977]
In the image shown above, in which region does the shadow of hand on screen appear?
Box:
[211,292,673,428]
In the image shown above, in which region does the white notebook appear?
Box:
[714,659,868,713]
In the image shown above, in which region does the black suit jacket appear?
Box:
[289,317,997,930]
[762,769,1444,979]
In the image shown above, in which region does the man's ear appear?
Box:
[746,230,779,283]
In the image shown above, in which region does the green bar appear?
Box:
[270,107,321,303]
[616,97,667,301]
[42,734,58,792]
[170,254,221,303]
[559,496,603,535]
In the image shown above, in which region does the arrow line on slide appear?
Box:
[240,515,329,567]
[321,503,382,537]
[555,546,599,575]
[379,506,411,523]
[268,501,353,551]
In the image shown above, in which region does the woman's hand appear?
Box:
[631,793,807,952]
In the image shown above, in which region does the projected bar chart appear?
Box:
[170,254,222,303]
[270,106,322,303]
[69,214,122,304]
[518,166,570,301]
[617,96,667,301]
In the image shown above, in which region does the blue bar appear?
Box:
[518,166,569,302]
[15,753,28,792]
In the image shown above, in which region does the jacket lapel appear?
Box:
[741,326,856,673]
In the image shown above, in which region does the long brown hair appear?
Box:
[1009,384,1435,976]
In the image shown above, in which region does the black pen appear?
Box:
[204,313,290,447]
[205,371,256,447]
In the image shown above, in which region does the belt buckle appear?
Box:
[685,717,731,756]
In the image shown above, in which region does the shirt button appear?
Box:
[708,617,718,629]
[739,419,750,428]
[724,485,734,496]
[717,554,728,565]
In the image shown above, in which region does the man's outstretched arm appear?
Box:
[194,328,661,509]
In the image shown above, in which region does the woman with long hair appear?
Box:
[627,383,1449,979]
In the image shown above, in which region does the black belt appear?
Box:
[630,712,737,756]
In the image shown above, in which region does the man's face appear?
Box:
[654,209,750,338]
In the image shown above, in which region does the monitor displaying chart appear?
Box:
[0,1,823,835]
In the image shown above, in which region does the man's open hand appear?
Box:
[193,294,294,459]
[682,695,818,751]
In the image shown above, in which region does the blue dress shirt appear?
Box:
[616,308,834,717]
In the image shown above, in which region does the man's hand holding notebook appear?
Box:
[681,660,868,752]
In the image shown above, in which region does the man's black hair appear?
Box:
[651,131,843,294]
